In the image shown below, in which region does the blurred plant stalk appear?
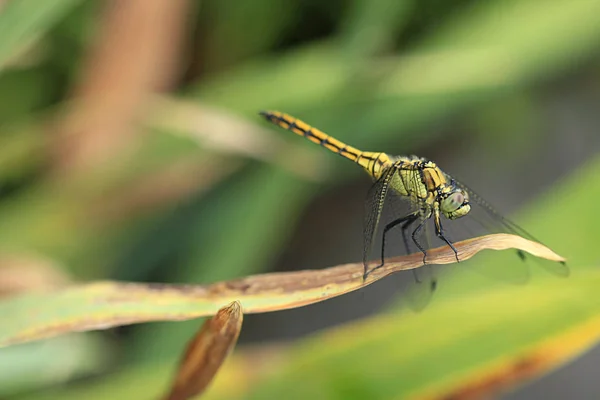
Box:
[50,0,191,176]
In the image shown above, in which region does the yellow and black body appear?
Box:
[260,110,471,279]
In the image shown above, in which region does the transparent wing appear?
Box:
[452,177,569,278]
[364,169,419,264]
[362,167,395,276]
[363,165,437,311]
[363,167,568,311]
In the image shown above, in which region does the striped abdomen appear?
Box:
[260,110,391,180]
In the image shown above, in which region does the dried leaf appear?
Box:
[164,301,243,400]
[0,234,565,347]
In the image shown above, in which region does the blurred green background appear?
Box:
[2,0,600,398]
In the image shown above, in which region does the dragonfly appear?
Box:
[259,110,567,290]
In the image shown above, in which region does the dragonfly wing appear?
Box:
[363,167,395,276]
[363,166,422,267]
[452,178,569,278]
[363,166,437,311]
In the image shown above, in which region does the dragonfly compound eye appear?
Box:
[441,191,471,219]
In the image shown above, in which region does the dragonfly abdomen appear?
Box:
[260,110,391,179]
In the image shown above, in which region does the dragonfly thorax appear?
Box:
[388,156,471,221]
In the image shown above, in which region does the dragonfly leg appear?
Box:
[410,219,438,296]
[382,213,419,266]
[400,216,423,284]
[399,215,417,256]
[363,212,418,280]
[411,218,428,264]
[434,212,460,262]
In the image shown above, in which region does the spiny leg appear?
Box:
[411,218,428,264]
[433,210,459,262]
[380,213,419,267]
[409,218,437,290]
[364,212,419,279]
[437,232,459,262]
[399,215,416,257]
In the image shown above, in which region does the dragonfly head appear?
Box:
[440,187,470,220]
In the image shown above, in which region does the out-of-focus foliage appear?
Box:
[12,145,600,400]
[1,0,600,399]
